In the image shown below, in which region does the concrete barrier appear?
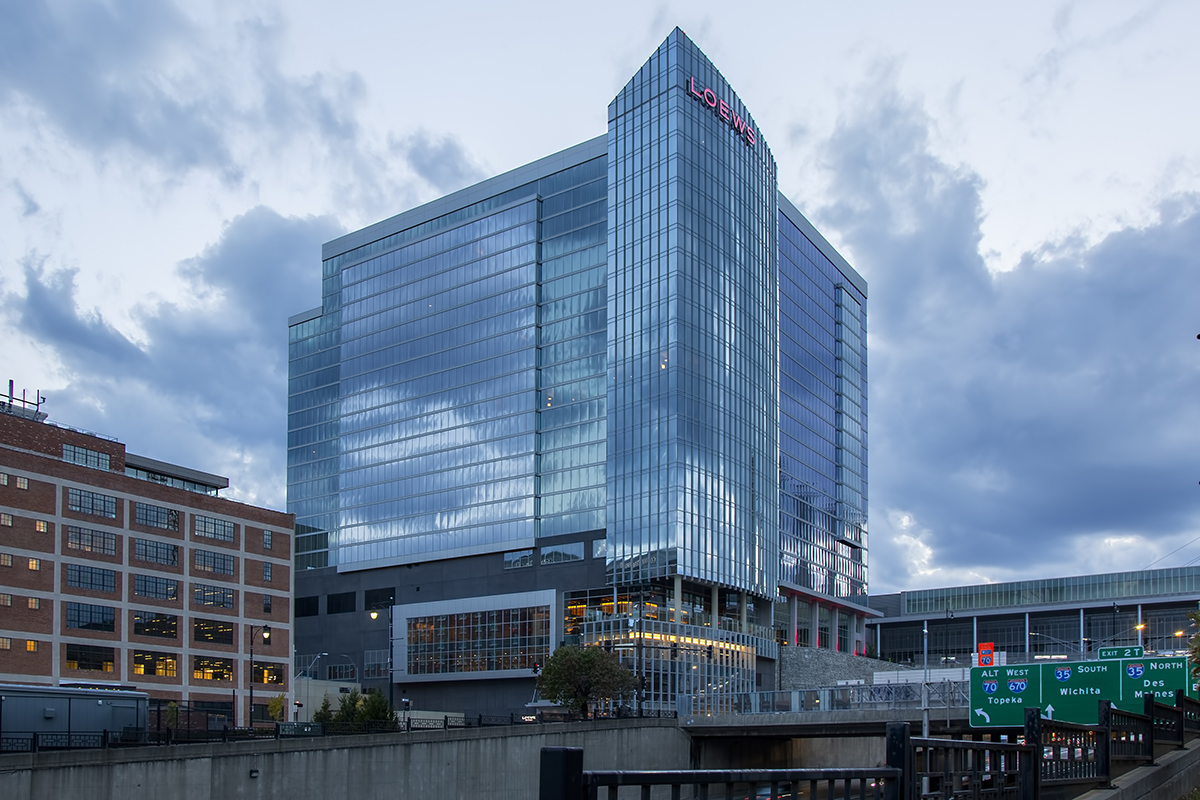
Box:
[0,718,688,800]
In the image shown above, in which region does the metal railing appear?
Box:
[681,681,970,716]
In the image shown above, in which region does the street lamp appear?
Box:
[369,605,394,712]
[248,624,271,727]
[298,652,327,722]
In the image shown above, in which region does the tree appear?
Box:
[536,645,637,718]
[1187,611,1200,678]
[267,693,287,722]
[360,690,396,722]
[335,689,363,723]
[312,696,334,723]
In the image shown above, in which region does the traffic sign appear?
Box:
[1098,646,1143,660]
[969,665,1039,727]
[1119,656,1188,704]
[970,656,1193,727]
[1040,661,1119,724]
[978,642,995,667]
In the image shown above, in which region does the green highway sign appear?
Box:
[1118,656,1188,705]
[1098,646,1143,660]
[969,656,1193,727]
[1040,661,1119,724]
[969,665,1040,727]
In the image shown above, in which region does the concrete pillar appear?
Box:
[739,592,748,633]
[830,607,841,652]
[810,601,820,648]
[673,574,682,624]
[711,585,720,629]
[788,595,798,646]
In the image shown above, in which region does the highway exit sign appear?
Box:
[969,656,1192,727]
[1098,646,1143,660]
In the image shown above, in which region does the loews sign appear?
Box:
[688,76,757,147]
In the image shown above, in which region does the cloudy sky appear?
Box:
[3,1,1199,594]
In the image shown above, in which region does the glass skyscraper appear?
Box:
[288,29,869,713]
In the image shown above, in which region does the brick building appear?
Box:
[0,398,293,727]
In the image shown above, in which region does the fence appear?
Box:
[0,705,675,753]
[541,692,1200,800]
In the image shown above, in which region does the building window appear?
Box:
[541,542,584,565]
[193,583,235,608]
[0,638,9,650]
[65,642,114,671]
[0,553,10,567]
[66,643,114,671]
[134,573,179,600]
[28,558,41,571]
[295,596,318,617]
[364,588,394,609]
[263,530,273,549]
[193,618,234,645]
[0,513,10,526]
[62,444,111,471]
[67,602,115,632]
[16,476,28,489]
[326,663,356,681]
[27,597,40,610]
[503,549,534,569]
[0,593,10,605]
[67,564,117,593]
[34,520,48,533]
[135,503,179,531]
[592,538,607,559]
[263,595,272,614]
[194,549,236,575]
[327,591,356,614]
[192,655,234,681]
[252,662,285,685]
[67,488,117,518]
[134,538,179,566]
[133,610,178,638]
[406,605,551,675]
[194,515,235,542]
[26,640,38,653]
[67,526,118,556]
[133,650,177,677]
[0,473,6,485]
[263,563,272,582]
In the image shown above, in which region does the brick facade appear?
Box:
[0,410,294,724]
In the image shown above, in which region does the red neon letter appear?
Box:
[732,113,746,134]
[746,127,756,146]
[689,76,703,99]
[703,88,717,108]
[718,99,731,121]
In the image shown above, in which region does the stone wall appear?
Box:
[777,646,917,690]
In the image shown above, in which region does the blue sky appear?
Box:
[3,1,1199,592]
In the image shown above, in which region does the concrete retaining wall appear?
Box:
[0,719,689,800]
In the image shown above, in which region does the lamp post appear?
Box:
[369,605,394,712]
[248,624,271,727]
[298,652,327,722]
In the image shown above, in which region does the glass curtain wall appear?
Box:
[778,213,869,603]
[606,29,779,598]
